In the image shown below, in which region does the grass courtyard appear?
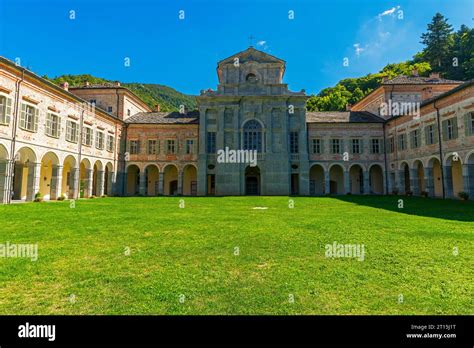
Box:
[0,196,473,315]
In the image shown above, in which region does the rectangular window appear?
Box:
[66,120,79,143]
[370,139,381,154]
[410,130,420,148]
[95,131,105,150]
[129,140,139,154]
[83,127,93,146]
[351,139,361,154]
[107,135,114,152]
[331,139,341,154]
[167,140,176,154]
[0,95,12,125]
[107,106,113,113]
[147,140,157,155]
[207,132,216,153]
[186,139,194,154]
[443,118,458,140]
[90,99,96,105]
[19,103,38,132]
[311,139,321,154]
[290,132,299,153]
[398,134,406,151]
[425,125,435,145]
[45,113,60,138]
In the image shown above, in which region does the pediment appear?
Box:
[218,47,285,66]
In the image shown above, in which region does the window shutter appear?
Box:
[20,103,26,129]
[442,120,447,140]
[465,114,471,136]
[156,140,160,154]
[46,113,51,135]
[5,98,12,124]
[452,117,458,139]
[33,108,39,132]
[424,127,429,144]
[380,138,384,153]
[137,140,141,154]
[75,123,79,142]
[433,126,438,143]
[57,117,61,137]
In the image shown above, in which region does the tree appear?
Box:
[420,13,454,72]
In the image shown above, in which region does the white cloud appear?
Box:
[378,6,400,20]
[353,43,365,56]
[256,40,266,46]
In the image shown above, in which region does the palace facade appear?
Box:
[0,47,473,203]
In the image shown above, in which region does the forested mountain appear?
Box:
[47,74,197,112]
[307,13,474,112]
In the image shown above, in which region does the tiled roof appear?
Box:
[69,83,123,89]
[383,75,463,85]
[306,111,384,123]
[420,79,474,107]
[125,111,199,124]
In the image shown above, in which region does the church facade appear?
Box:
[0,47,473,203]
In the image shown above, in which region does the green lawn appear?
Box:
[0,196,473,315]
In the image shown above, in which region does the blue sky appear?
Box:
[0,0,472,95]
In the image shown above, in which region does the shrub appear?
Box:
[101,194,108,198]
[406,190,413,196]
[458,191,469,200]
[57,194,66,201]
[392,188,399,195]
[420,191,429,197]
[89,195,96,199]
[34,192,43,202]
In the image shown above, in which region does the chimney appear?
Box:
[155,104,161,112]
[85,81,90,87]
[345,104,352,111]
[61,82,69,91]
[115,81,121,87]
[429,72,440,79]
[411,69,419,77]
[382,76,388,83]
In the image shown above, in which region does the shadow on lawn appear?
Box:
[332,195,474,222]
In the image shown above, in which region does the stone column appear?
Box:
[398,170,405,194]
[50,165,63,200]
[70,167,80,199]
[158,172,164,195]
[324,170,330,194]
[343,170,350,194]
[443,166,453,198]
[465,163,474,200]
[26,162,41,201]
[363,170,370,194]
[84,168,93,198]
[387,172,393,194]
[139,171,146,196]
[0,160,12,204]
[107,171,115,196]
[97,170,105,197]
[410,168,419,195]
[424,167,434,197]
[178,171,183,195]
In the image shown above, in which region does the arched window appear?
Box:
[243,120,262,152]
[246,73,257,83]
